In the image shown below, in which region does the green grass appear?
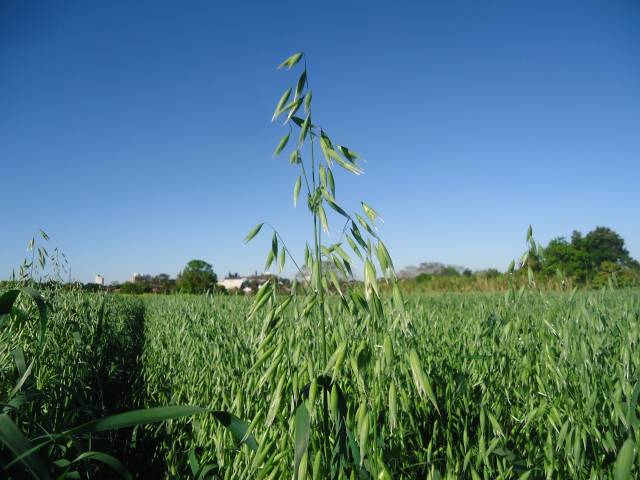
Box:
[138,289,640,479]
[2,287,638,478]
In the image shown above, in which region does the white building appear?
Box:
[131,272,141,282]
[94,275,105,286]
[217,277,246,291]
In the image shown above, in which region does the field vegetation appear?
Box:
[1,53,638,479]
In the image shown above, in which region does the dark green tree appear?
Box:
[176,259,217,294]
[542,237,592,283]
[582,226,633,268]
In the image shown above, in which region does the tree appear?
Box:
[119,281,147,294]
[582,226,632,268]
[176,260,217,294]
[542,237,591,283]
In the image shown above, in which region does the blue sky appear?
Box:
[2,1,639,283]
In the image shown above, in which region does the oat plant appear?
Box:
[245,51,404,479]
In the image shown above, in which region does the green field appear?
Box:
[2,287,639,479]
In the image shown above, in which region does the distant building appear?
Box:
[216,273,290,294]
[217,277,247,291]
[94,275,105,286]
[131,272,141,282]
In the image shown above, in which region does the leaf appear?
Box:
[1,288,48,396]
[278,52,303,70]
[290,149,301,165]
[318,206,329,233]
[323,192,350,220]
[336,145,359,162]
[294,176,302,207]
[626,382,640,428]
[361,202,379,223]
[279,245,286,272]
[10,351,35,397]
[408,349,440,414]
[245,223,264,243]
[358,413,369,466]
[248,281,272,320]
[614,439,636,480]
[264,248,275,272]
[272,88,292,122]
[304,91,312,113]
[212,411,259,452]
[64,406,207,436]
[392,282,404,312]
[0,414,50,480]
[273,132,290,157]
[364,259,378,296]
[266,374,285,426]
[389,382,397,433]
[285,98,303,124]
[299,115,311,145]
[0,289,20,315]
[295,70,307,99]
[72,451,132,480]
[328,149,363,175]
[294,403,311,479]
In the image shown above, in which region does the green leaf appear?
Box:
[327,168,335,197]
[626,382,640,428]
[0,289,20,315]
[293,176,302,207]
[63,406,207,436]
[295,70,307,99]
[277,52,303,70]
[318,206,329,233]
[72,451,132,480]
[614,439,636,480]
[392,282,404,311]
[212,411,259,452]
[299,114,311,145]
[323,192,350,220]
[408,349,440,414]
[279,245,286,272]
[244,223,264,243]
[319,165,327,188]
[336,145,359,162]
[266,374,285,426]
[328,149,363,175]
[0,414,50,480]
[364,259,378,296]
[1,288,48,397]
[361,202,379,223]
[272,88,291,122]
[273,132,290,157]
[304,91,312,113]
[264,248,275,272]
[285,98,303,124]
[248,281,272,319]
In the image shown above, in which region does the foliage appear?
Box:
[542,237,592,282]
[540,226,639,286]
[176,259,218,294]
[139,289,640,478]
[242,51,404,478]
[401,226,639,292]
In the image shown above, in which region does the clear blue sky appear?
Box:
[2,1,639,283]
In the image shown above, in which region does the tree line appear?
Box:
[401,226,639,291]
